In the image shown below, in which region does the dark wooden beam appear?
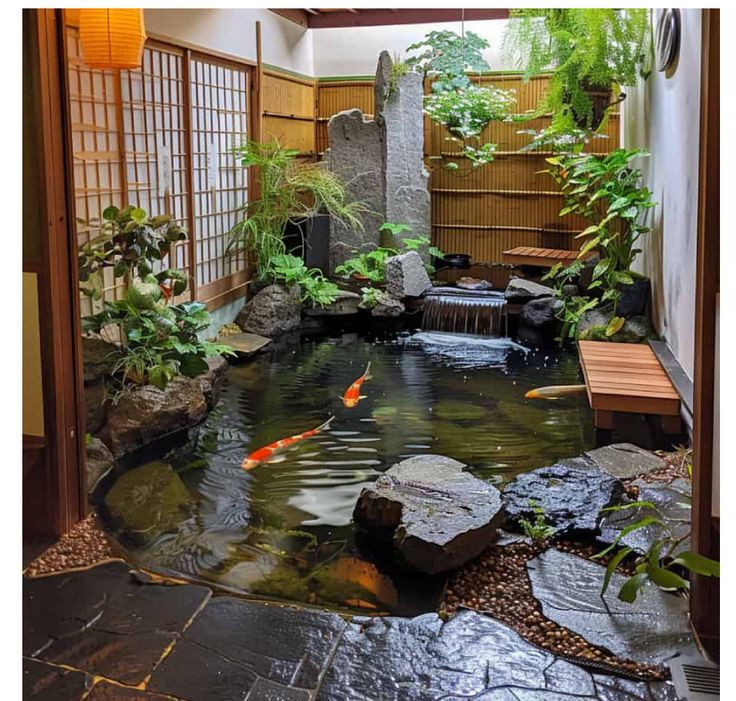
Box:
[269,8,309,28]
[691,7,719,655]
[302,8,509,29]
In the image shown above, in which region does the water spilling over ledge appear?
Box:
[422,287,508,337]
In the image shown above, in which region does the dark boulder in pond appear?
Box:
[520,297,563,329]
[105,376,208,457]
[384,251,432,298]
[353,455,504,574]
[197,355,229,410]
[236,283,302,337]
[504,277,554,302]
[84,380,108,435]
[502,459,624,536]
[577,309,656,344]
[369,290,405,317]
[82,337,119,385]
[104,461,194,545]
[304,289,361,316]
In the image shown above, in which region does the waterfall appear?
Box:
[422,287,508,337]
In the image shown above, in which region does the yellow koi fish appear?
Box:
[341,362,372,408]
[242,416,335,471]
[525,384,587,400]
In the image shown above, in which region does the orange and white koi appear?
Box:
[341,362,373,408]
[525,384,587,400]
[241,416,335,471]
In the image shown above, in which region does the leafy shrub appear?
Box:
[269,254,340,308]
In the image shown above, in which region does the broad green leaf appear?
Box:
[618,572,649,603]
[594,516,664,559]
[605,316,625,337]
[602,546,632,596]
[102,205,119,221]
[670,552,720,577]
[648,565,688,591]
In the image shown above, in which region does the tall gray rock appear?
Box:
[326,52,431,272]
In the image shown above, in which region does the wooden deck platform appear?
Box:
[502,246,580,268]
[577,340,682,432]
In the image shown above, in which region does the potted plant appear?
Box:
[503,9,650,134]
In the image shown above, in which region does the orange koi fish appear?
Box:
[341,362,373,408]
[241,416,335,471]
[525,384,587,400]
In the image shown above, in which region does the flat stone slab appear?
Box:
[216,331,271,356]
[353,455,504,574]
[585,444,666,480]
[505,277,555,301]
[24,561,210,686]
[503,459,624,536]
[599,482,691,556]
[527,549,692,668]
[148,597,347,701]
[23,657,91,701]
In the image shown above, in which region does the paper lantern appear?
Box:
[79,9,146,70]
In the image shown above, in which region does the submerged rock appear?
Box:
[105,376,208,457]
[527,549,692,667]
[504,277,554,301]
[384,251,432,298]
[105,461,194,544]
[433,400,486,421]
[353,455,504,574]
[503,459,624,536]
[236,283,302,337]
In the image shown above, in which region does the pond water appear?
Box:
[98,329,595,615]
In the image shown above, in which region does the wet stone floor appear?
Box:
[24,561,682,701]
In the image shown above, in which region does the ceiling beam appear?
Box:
[269,8,310,27]
[306,8,509,29]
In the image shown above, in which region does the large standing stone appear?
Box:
[105,376,208,457]
[527,549,692,667]
[325,109,384,270]
[503,459,624,536]
[196,354,229,410]
[384,250,432,298]
[375,51,431,249]
[353,455,504,574]
[504,277,555,301]
[82,337,119,385]
[236,283,302,337]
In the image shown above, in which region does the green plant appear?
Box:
[518,500,555,543]
[593,500,719,603]
[386,55,410,99]
[359,286,382,310]
[405,30,491,91]
[78,205,187,301]
[335,247,397,283]
[546,148,656,314]
[269,253,340,307]
[83,296,234,391]
[503,9,650,136]
[228,141,367,279]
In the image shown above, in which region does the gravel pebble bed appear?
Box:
[439,540,667,681]
[24,515,117,578]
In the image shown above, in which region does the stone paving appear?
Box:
[23,561,683,701]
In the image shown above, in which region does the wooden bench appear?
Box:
[502,246,581,268]
[578,340,682,433]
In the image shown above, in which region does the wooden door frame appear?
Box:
[690,8,719,651]
[25,8,86,537]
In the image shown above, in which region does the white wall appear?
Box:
[144,9,314,75]
[313,20,514,77]
[622,9,702,379]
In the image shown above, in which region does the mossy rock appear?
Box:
[577,315,656,344]
[433,400,487,421]
[250,563,310,602]
[104,461,193,544]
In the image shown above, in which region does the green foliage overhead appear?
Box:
[228,140,367,280]
[78,205,187,301]
[405,30,491,91]
[503,9,650,135]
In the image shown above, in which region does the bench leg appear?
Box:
[595,410,615,431]
[660,414,683,434]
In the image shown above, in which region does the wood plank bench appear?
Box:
[502,246,581,268]
[577,340,682,433]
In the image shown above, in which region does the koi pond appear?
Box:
[97,330,595,614]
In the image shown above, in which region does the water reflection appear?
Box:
[99,330,594,614]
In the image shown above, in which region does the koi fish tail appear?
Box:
[315,415,336,433]
[525,384,587,400]
[363,361,372,381]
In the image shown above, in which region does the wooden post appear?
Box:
[181,48,198,301]
[691,8,719,654]
[249,21,263,203]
